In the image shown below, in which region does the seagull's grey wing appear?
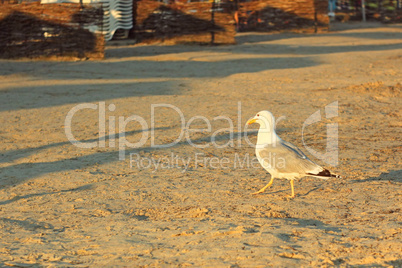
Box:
[280,140,309,160]
[257,141,323,175]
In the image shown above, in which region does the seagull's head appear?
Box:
[247,110,275,130]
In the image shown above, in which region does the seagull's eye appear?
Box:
[257,114,259,117]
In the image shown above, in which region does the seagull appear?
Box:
[247,110,340,198]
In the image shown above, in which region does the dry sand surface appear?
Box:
[0,22,401,267]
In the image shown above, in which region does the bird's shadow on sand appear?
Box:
[352,170,402,183]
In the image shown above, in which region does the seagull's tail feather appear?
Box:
[307,169,341,179]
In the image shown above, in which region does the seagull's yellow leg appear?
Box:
[253,177,274,195]
[289,179,295,198]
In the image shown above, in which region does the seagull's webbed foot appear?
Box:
[252,189,266,195]
[252,177,274,195]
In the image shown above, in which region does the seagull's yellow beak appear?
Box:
[247,118,257,125]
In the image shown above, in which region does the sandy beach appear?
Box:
[0,22,401,266]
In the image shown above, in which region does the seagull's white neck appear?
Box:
[257,126,278,145]
[255,115,279,146]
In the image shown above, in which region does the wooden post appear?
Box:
[314,10,317,33]
[362,0,366,22]
[211,0,215,45]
